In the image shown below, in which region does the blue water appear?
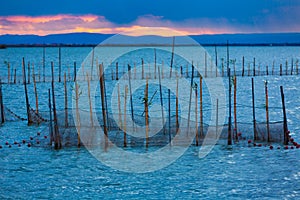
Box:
[0,46,300,199]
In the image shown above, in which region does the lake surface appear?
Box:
[0,46,300,199]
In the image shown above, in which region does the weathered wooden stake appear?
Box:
[280,86,288,145]
[124,85,128,147]
[74,62,77,81]
[252,78,258,141]
[48,89,53,145]
[145,79,149,148]
[233,75,237,141]
[195,83,198,146]
[64,73,68,128]
[22,57,32,125]
[99,64,108,150]
[0,80,5,123]
[265,81,270,142]
[170,36,175,78]
[116,62,119,80]
[200,75,203,138]
[242,56,245,77]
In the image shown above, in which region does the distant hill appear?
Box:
[0,32,299,46]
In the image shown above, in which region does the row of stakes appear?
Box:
[0,130,299,150]
[0,132,48,149]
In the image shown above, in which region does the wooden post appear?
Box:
[64,73,68,128]
[48,89,53,145]
[127,65,135,125]
[216,99,219,139]
[280,64,282,76]
[265,81,270,142]
[118,84,122,129]
[258,64,260,76]
[266,65,269,76]
[168,89,171,144]
[242,56,245,77]
[74,62,77,81]
[280,86,288,145]
[221,58,224,77]
[0,80,5,123]
[43,46,45,82]
[227,67,232,145]
[22,58,32,125]
[33,71,39,124]
[142,58,144,79]
[7,62,10,84]
[14,68,16,84]
[99,64,108,150]
[253,58,256,76]
[187,65,195,133]
[124,85,128,147]
[205,52,207,78]
[252,78,258,141]
[215,45,218,68]
[58,46,61,82]
[170,36,175,78]
[145,79,149,148]
[176,76,179,133]
[291,58,294,75]
[75,81,81,147]
[27,61,30,84]
[272,61,275,75]
[233,75,237,141]
[200,75,203,138]
[116,62,119,80]
[158,66,165,134]
[51,62,61,149]
[195,83,198,146]
[154,48,157,79]
[296,60,299,75]
[285,60,288,76]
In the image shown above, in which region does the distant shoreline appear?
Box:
[1,43,300,48]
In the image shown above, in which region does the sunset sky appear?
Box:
[0,0,299,36]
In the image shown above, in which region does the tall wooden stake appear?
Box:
[0,81,4,123]
[280,86,288,145]
[265,81,270,142]
[145,79,149,148]
[252,78,258,141]
[170,36,175,78]
[64,73,68,128]
[99,64,108,150]
[22,57,32,125]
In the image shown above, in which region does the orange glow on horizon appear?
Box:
[0,14,244,36]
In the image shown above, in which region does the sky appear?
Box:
[0,0,299,36]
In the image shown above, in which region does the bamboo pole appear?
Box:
[51,62,61,149]
[265,81,270,142]
[22,57,32,125]
[280,86,288,145]
[145,79,149,148]
[64,73,68,128]
[124,85,128,147]
[252,78,258,141]
[99,64,108,150]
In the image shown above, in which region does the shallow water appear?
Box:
[0,46,300,199]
